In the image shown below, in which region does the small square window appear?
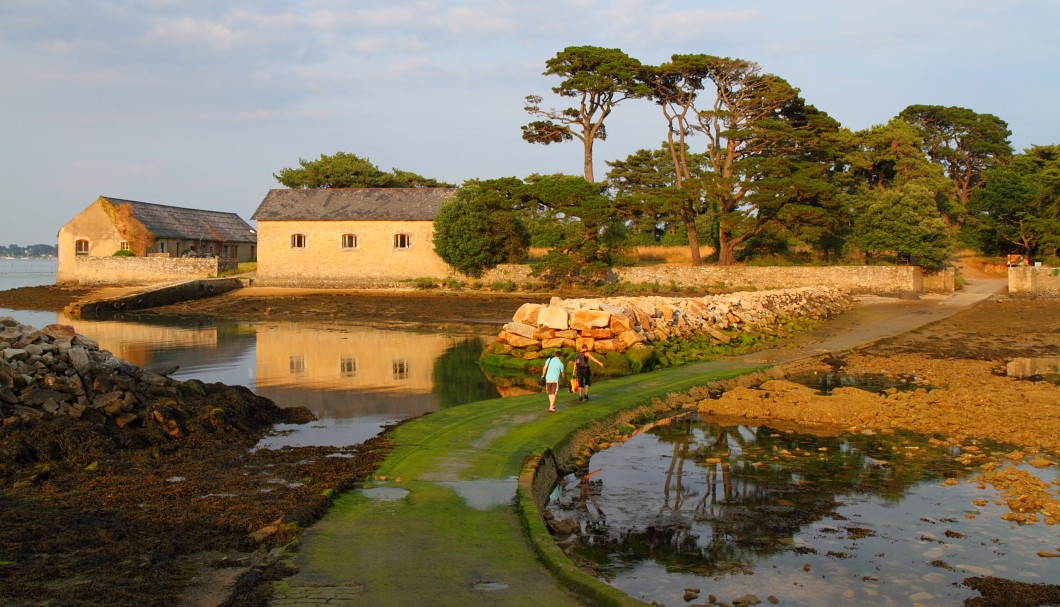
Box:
[291,234,306,249]
[75,239,90,255]
[289,355,305,374]
[392,359,410,380]
[340,357,358,377]
[394,233,411,249]
[341,234,358,249]
[119,241,130,251]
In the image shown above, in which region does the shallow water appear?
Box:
[1007,357,1060,385]
[546,415,1060,607]
[1,304,502,447]
[0,258,56,291]
[785,370,924,394]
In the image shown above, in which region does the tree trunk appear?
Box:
[717,231,737,266]
[583,139,595,182]
[685,219,702,266]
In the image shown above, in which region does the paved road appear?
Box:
[269,277,1007,607]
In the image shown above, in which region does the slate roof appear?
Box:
[251,188,457,222]
[101,197,257,243]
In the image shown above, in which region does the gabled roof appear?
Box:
[251,188,457,222]
[101,197,257,243]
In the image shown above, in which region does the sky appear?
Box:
[2,0,1058,247]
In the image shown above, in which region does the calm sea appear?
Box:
[0,258,57,290]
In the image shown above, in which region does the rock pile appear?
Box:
[1,316,185,429]
[497,287,850,352]
[482,287,852,373]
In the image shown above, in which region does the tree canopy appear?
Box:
[855,180,951,267]
[522,46,649,182]
[968,145,1060,258]
[274,152,452,189]
[898,105,1013,226]
[432,179,531,278]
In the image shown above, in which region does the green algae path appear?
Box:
[269,278,1006,607]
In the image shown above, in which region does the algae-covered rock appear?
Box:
[626,344,655,374]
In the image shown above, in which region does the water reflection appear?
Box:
[547,415,1059,607]
[1007,357,1060,384]
[0,307,499,445]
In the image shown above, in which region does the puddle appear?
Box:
[1007,357,1060,385]
[360,486,409,502]
[545,415,1059,607]
[471,582,509,591]
[786,370,925,394]
[438,478,517,510]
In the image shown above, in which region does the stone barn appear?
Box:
[250,188,457,287]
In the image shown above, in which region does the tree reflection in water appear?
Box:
[548,415,1003,582]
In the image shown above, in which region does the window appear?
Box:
[158,241,167,254]
[75,239,89,255]
[394,233,411,249]
[291,234,306,249]
[289,355,305,374]
[341,234,358,249]
[119,241,130,251]
[340,357,358,377]
[392,359,410,380]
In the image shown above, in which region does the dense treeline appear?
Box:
[274,46,1059,284]
[0,244,57,258]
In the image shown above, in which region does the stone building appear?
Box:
[57,196,257,282]
[250,188,457,286]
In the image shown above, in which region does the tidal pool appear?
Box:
[545,415,1059,607]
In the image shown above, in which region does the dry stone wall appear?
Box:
[483,287,852,375]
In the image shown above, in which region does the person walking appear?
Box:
[574,345,604,402]
[540,353,565,412]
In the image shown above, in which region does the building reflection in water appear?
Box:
[252,321,492,420]
[20,311,498,442]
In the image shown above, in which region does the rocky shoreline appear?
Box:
[1,317,190,427]
[0,314,390,607]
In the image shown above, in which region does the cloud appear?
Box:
[145,16,244,50]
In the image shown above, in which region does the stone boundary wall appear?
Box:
[250,277,408,289]
[481,264,951,294]
[1008,266,1060,296]
[64,256,237,285]
[615,265,925,295]
[921,267,957,294]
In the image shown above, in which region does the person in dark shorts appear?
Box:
[573,345,604,401]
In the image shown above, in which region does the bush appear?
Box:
[489,279,516,292]
[112,249,135,257]
[410,277,438,289]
